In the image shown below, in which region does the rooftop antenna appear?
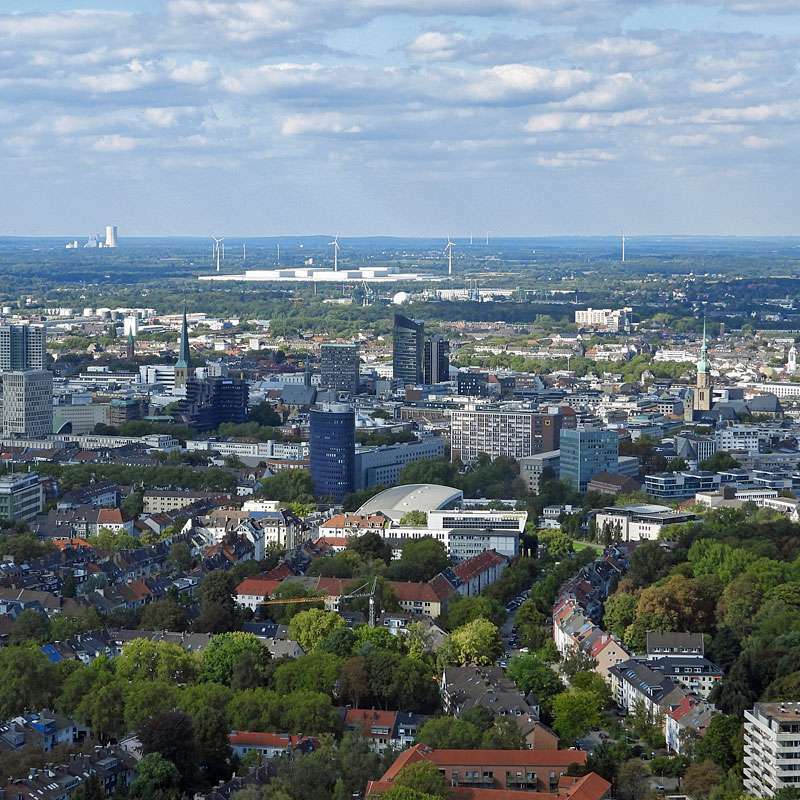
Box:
[329,236,340,272]
[211,237,224,272]
[444,236,455,277]
[621,234,626,263]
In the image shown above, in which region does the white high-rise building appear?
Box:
[2,370,53,438]
[744,702,800,797]
[105,225,118,248]
[0,324,45,372]
[123,316,138,337]
[787,345,797,374]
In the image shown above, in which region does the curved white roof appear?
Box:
[356,483,463,521]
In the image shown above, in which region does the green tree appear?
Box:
[515,599,548,650]
[387,538,449,582]
[616,759,650,800]
[195,571,239,633]
[443,595,506,630]
[272,652,342,695]
[258,470,315,503]
[481,717,525,749]
[129,753,182,800]
[289,609,346,652]
[139,711,197,790]
[393,761,448,798]
[116,638,198,684]
[507,654,564,706]
[10,609,51,644]
[124,680,180,730]
[201,632,269,685]
[193,707,232,785]
[695,715,741,770]
[602,592,638,640]
[447,618,502,665]
[682,760,724,800]
[0,646,60,718]
[551,689,603,743]
[700,452,741,471]
[168,542,193,572]
[417,717,482,749]
[399,511,428,526]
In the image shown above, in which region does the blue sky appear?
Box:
[1,1,799,236]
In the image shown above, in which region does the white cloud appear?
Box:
[407,31,467,61]
[281,112,363,135]
[92,134,138,152]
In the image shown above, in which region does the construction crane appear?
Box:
[260,577,378,627]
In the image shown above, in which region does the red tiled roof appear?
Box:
[388,581,442,604]
[452,549,507,582]
[381,745,586,782]
[314,537,351,547]
[229,731,310,748]
[97,508,124,525]
[264,563,294,580]
[235,578,281,597]
[345,708,398,737]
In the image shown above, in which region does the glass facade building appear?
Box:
[310,403,355,501]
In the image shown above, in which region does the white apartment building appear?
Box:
[574,307,631,332]
[186,438,309,460]
[449,408,561,463]
[744,703,800,797]
[427,508,528,532]
[715,425,762,455]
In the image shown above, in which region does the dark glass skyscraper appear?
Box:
[320,343,360,394]
[424,334,450,384]
[393,313,424,385]
[310,403,355,501]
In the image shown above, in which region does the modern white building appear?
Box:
[0,473,44,521]
[353,437,445,490]
[105,225,118,248]
[594,505,697,542]
[744,702,800,797]
[574,307,631,332]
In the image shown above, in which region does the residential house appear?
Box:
[228,732,316,760]
[441,665,537,718]
[665,695,716,755]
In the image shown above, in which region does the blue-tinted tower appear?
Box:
[310,403,355,501]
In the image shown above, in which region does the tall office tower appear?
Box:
[450,408,564,463]
[559,427,619,492]
[2,370,53,438]
[174,306,191,390]
[424,334,450,384]
[105,225,118,248]
[310,403,355,501]
[693,321,713,414]
[0,324,45,371]
[320,343,360,394]
[393,313,424,385]
[180,376,249,431]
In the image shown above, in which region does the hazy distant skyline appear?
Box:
[1,0,799,237]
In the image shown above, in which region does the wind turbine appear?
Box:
[211,237,224,272]
[329,236,340,272]
[444,236,455,277]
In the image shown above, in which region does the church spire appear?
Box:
[697,317,708,375]
[174,304,191,390]
[176,304,191,369]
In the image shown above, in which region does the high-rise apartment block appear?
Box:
[393,314,424,385]
[559,427,619,492]
[0,324,45,371]
[450,408,564,463]
[424,334,450,384]
[310,403,355,501]
[574,307,631,332]
[2,370,53,438]
[320,343,360,394]
[744,702,800,797]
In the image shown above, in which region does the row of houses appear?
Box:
[234,548,509,618]
[552,545,719,755]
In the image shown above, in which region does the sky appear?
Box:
[1,0,799,237]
